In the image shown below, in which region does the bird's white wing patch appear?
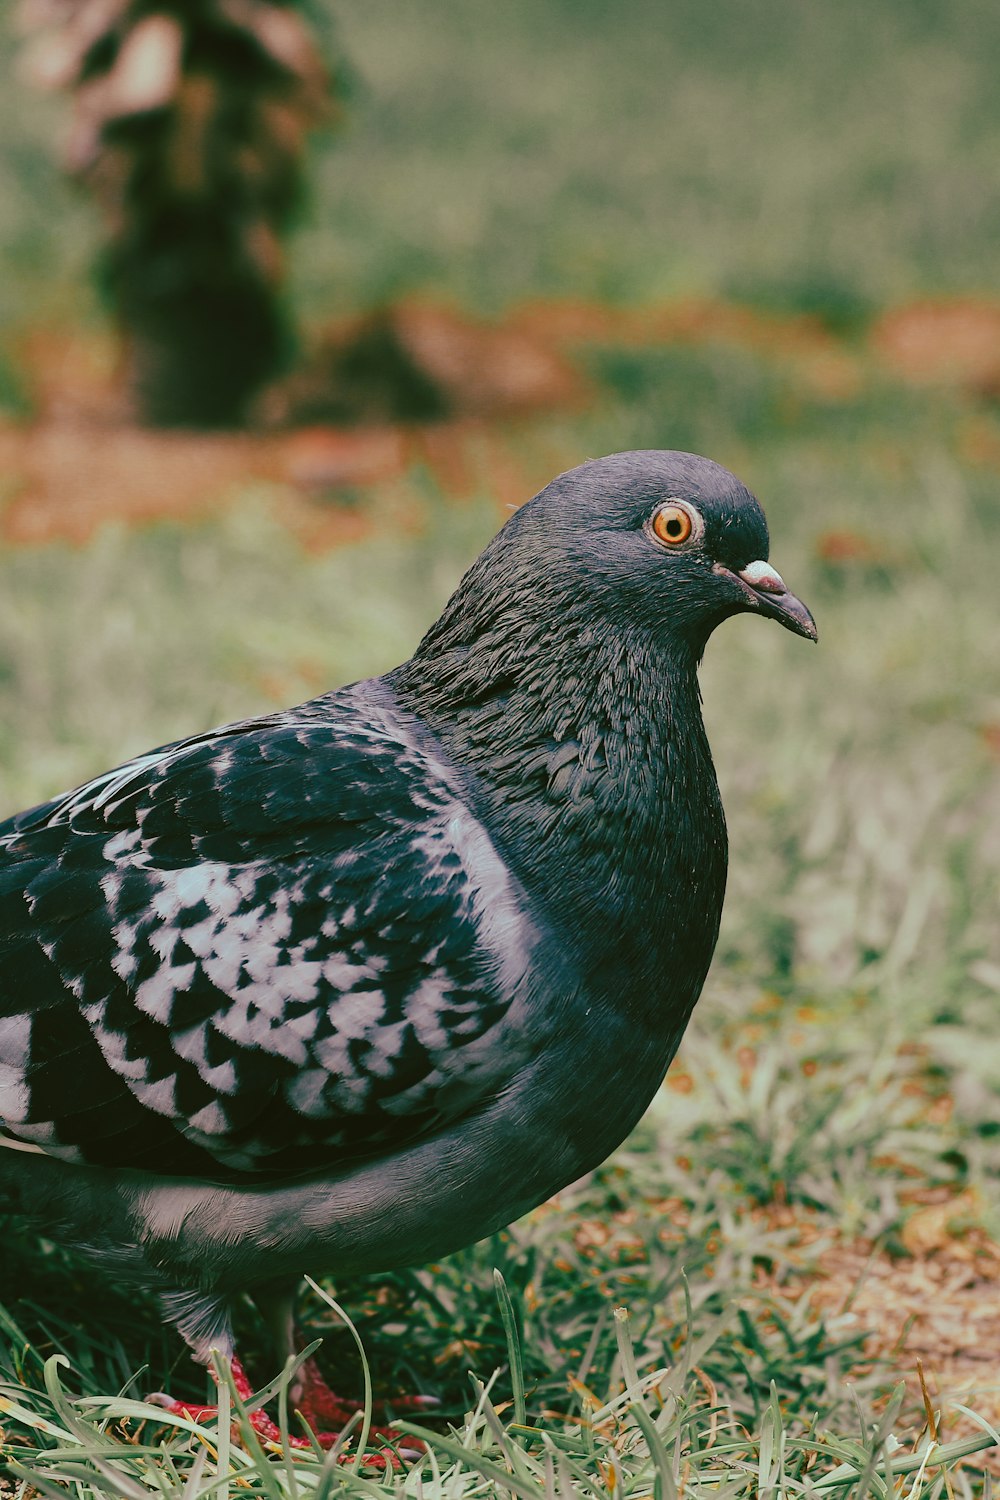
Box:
[0,693,544,1177]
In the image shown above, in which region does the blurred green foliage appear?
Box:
[3,0,1000,332]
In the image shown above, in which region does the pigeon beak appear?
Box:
[719,560,818,642]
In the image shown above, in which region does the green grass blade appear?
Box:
[494,1269,527,1430]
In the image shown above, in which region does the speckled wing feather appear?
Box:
[0,685,536,1180]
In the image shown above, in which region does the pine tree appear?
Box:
[19,0,333,426]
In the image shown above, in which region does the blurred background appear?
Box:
[1,0,1000,1443]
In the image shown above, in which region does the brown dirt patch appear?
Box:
[871,299,1000,398]
[0,316,579,547]
[512,296,864,401]
[0,420,403,550]
[0,409,568,550]
[12,292,1000,552]
[761,1193,1000,1467]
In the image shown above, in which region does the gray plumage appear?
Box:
[0,450,815,1367]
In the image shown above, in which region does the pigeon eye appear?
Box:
[650,502,699,548]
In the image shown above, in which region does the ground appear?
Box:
[2,294,1000,1496]
[2,1,1000,1495]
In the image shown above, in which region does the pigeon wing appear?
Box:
[0,689,536,1179]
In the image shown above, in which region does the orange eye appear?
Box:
[651,503,694,546]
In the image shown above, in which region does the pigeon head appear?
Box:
[410,450,816,678]
[390,448,816,1000]
[494,450,816,649]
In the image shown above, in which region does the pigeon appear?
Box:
[0,450,815,1442]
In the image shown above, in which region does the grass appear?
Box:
[3,339,1000,1494]
[3,0,1000,1492]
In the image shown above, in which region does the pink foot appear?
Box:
[297,1355,437,1430]
[148,1355,429,1467]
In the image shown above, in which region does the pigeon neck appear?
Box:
[390,626,727,1022]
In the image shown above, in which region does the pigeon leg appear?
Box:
[253,1280,434,1442]
[149,1354,424,1465]
[295,1351,436,1430]
[291,1356,430,1463]
[148,1354,292,1445]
